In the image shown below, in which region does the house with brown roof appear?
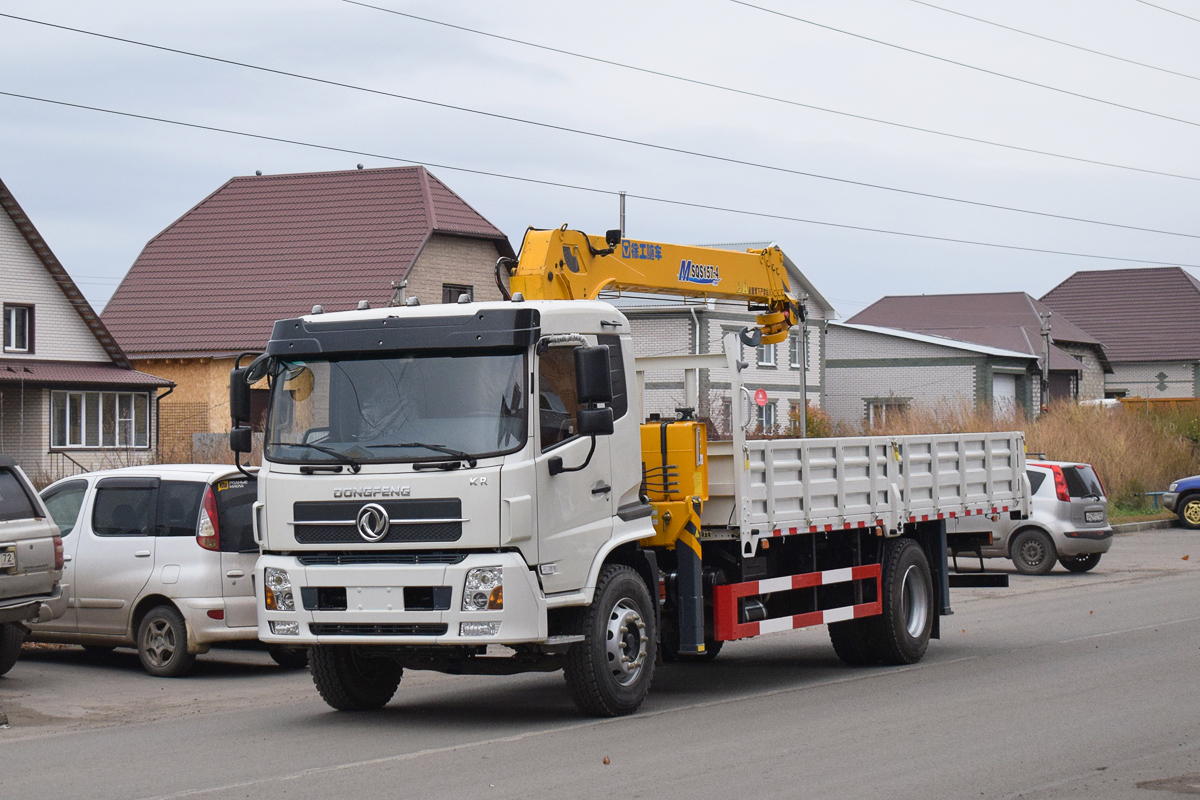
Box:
[0,177,172,483]
[846,292,1112,407]
[1041,267,1200,399]
[101,166,514,459]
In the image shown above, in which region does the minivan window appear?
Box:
[1027,470,1046,495]
[1063,465,1104,499]
[42,480,87,536]
[157,482,205,537]
[93,487,156,536]
[213,477,257,553]
[0,469,37,522]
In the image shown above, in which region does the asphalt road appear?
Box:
[2,527,1199,800]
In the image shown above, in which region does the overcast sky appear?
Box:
[2,0,1199,318]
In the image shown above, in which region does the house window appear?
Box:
[757,343,776,367]
[3,305,32,353]
[789,332,803,369]
[866,399,908,427]
[51,391,150,449]
[442,284,473,303]
[758,401,776,432]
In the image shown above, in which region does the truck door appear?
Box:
[534,344,614,594]
[75,477,158,636]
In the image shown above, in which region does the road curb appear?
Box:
[1112,519,1176,534]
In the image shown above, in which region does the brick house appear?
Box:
[101,166,514,460]
[825,322,1039,425]
[847,292,1111,406]
[614,244,836,435]
[0,177,172,483]
[1041,267,1200,398]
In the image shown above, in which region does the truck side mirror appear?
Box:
[229,425,253,454]
[230,366,253,428]
[577,407,614,437]
[575,345,613,404]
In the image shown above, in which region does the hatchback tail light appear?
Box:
[197,486,220,551]
[1048,465,1070,502]
[53,535,64,570]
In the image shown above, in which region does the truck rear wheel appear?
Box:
[564,564,657,717]
[874,538,933,665]
[828,618,879,666]
[310,645,402,711]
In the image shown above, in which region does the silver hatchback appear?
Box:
[950,461,1112,575]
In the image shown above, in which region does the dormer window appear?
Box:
[3,305,32,353]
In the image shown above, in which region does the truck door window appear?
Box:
[93,487,156,537]
[156,481,205,537]
[41,480,88,536]
[540,347,580,451]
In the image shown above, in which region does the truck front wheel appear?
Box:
[564,565,657,717]
[310,645,402,711]
[874,537,933,665]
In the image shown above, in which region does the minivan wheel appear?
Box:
[1011,529,1057,575]
[1178,494,1200,530]
[0,623,25,676]
[137,605,197,677]
[1059,553,1102,573]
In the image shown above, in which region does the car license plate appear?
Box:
[0,550,14,569]
[1086,511,1105,523]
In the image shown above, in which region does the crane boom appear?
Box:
[506,226,802,343]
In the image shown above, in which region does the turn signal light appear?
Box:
[52,535,63,570]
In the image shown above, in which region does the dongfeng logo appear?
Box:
[677,259,720,286]
[356,503,390,542]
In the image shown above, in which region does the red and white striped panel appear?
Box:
[713,564,882,642]
[907,505,1010,524]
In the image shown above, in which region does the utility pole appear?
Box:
[619,191,626,238]
[1039,310,1052,414]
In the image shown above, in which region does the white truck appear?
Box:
[231,228,1028,716]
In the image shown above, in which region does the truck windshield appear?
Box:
[265,351,527,466]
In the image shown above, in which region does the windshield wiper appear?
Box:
[267,440,362,473]
[366,442,478,468]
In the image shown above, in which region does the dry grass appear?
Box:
[862,400,1200,509]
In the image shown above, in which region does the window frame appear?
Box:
[51,390,152,450]
[758,400,776,432]
[756,342,776,368]
[3,304,33,354]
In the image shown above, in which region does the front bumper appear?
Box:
[0,584,67,625]
[256,551,547,646]
[1163,492,1179,512]
[176,598,260,645]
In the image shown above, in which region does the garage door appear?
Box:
[993,373,1017,414]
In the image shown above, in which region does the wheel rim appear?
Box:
[142,618,177,668]
[1184,501,1200,526]
[605,598,648,686]
[900,564,929,639]
[1018,536,1046,567]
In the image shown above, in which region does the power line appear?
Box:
[730,0,1200,130]
[3,13,1199,243]
[1134,0,1200,24]
[343,0,1200,184]
[4,88,1199,271]
[909,0,1200,82]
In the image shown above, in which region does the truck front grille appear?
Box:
[309,623,448,636]
[297,552,468,566]
[291,499,463,544]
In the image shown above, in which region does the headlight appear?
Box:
[264,567,295,612]
[1170,482,1179,492]
[462,567,503,611]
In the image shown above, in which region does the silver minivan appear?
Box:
[950,460,1112,575]
[30,465,301,676]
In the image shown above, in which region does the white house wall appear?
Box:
[1107,361,1199,398]
[0,210,109,362]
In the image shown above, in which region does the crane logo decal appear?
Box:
[621,240,663,260]
[678,259,721,286]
